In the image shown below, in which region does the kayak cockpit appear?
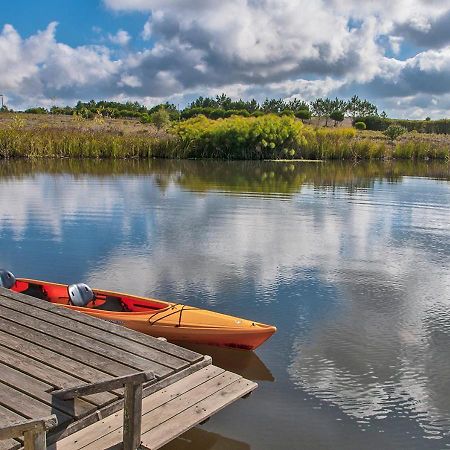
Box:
[12,279,168,313]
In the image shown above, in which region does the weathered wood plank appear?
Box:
[0,346,116,407]
[0,439,20,450]
[0,317,139,377]
[46,356,212,446]
[0,416,57,440]
[141,378,257,450]
[0,405,27,427]
[0,330,122,399]
[0,296,190,371]
[0,363,94,419]
[54,371,154,400]
[52,365,224,450]
[0,383,71,426]
[0,288,201,363]
[0,305,172,377]
[80,370,244,450]
[0,406,25,450]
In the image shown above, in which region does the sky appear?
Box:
[1,0,450,118]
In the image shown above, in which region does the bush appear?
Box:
[355,116,450,134]
[151,108,171,130]
[173,114,307,159]
[25,107,48,114]
[384,125,407,141]
[354,122,366,130]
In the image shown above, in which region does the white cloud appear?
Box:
[1,1,450,116]
[108,29,131,46]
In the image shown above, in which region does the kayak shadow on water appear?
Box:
[180,343,275,382]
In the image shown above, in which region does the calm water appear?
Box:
[1,159,450,449]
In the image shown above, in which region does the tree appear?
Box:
[311,98,326,125]
[346,95,361,119]
[359,99,378,117]
[287,99,310,114]
[215,93,232,110]
[262,98,287,113]
[151,108,171,129]
[322,97,336,127]
[295,109,311,120]
[330,110,345,126]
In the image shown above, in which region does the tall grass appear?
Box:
[0,127,174,159]
[1,114,449,160]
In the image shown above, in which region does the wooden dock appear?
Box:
[0,287,257,449]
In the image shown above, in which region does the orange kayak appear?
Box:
[12,278,277,350]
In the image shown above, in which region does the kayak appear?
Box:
[10,277,277,350]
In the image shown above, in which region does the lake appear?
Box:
[0,159,450,449]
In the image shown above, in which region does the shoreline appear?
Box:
[0,113,449,161]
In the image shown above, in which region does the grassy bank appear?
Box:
[0,113,449,160]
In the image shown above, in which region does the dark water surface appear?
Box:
[1,159,450,449]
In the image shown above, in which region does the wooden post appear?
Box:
[23,429,46,450]
[123,381,143,450]
[53,370,153,450]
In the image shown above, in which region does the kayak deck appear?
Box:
[12,278,277,350]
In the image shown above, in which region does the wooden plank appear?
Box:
[54,371,154,400]
[0,406,25,450]
[46,356,212,446]
[0,317,139,378]
[0,330,122,399]
[0,288,201,363]
[0,296,190,372]
[52,365,225,450]
[0,346,116,407]
[0,383,71,426]
[142,378,257,449]
[0,439,20,450]
[0,363,94,419]
[0,416,57,440]
[0,305,172,377]
[78,369,241,450]
[0,405,27,427]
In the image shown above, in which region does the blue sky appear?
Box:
[1,0,450,118]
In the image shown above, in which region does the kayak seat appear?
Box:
[20,283,48,300]
[94,296,126,312]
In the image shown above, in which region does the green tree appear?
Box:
[311,98,326,124]
[151,108,171,129]
[346,95,361,119]
[330,110,345,126]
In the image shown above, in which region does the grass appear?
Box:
[0,112,449,161]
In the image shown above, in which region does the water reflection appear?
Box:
[182,344,274,382]
[0,159,449,449]
[162,428,250,450]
